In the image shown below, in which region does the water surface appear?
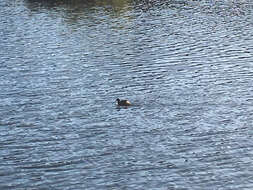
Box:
[1,0,253,189]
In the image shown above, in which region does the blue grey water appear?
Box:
[1,0,253,189]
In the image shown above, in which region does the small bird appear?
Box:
[116,98,131,106]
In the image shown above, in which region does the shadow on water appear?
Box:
[23,0,250,25]
[23,0,190,14]
[23,0,135,25]
[22,0,193,36]
[24,0,132,12]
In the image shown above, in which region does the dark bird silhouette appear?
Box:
[116,98,131,106]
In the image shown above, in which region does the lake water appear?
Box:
[1,0,253,189]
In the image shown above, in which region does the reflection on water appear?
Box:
[1,0,253,189]
[24,0,132,13]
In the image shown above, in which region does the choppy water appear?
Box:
[1,0,253,189]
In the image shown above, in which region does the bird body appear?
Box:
[116,98,131,106]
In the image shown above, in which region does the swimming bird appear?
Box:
[116,98,131,106]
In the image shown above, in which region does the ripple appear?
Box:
[1,0,253,189]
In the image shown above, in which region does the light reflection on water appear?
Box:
[1,0,253,189]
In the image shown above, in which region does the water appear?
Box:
[1,0,253,189]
